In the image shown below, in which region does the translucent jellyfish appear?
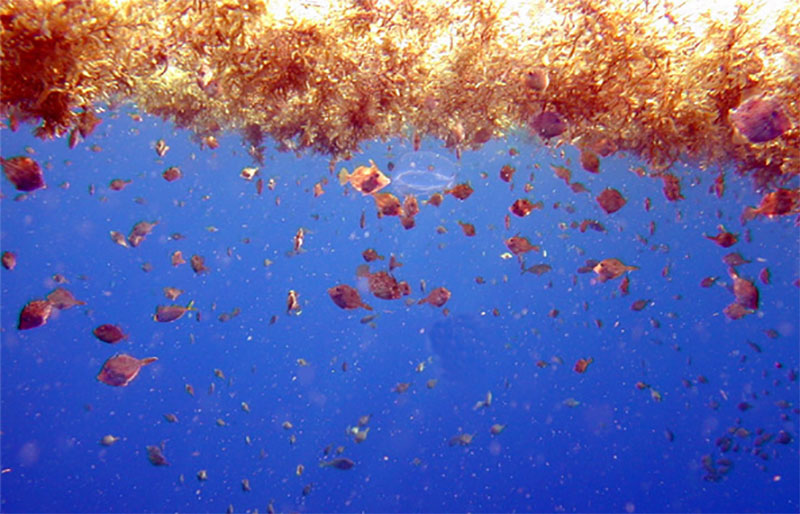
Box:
[390,151,458,196]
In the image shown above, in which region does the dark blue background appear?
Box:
[1,108,798,513]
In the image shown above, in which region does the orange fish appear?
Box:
[704,225,738,248]
[366,271,410,300]
[162,166,181,182]
[655,172,684,201]
[509,198,542,217]
[418,287,451,308]
[445,183,474,200]
[505,236,540,256]
[109,178,132,191]
[427,193,444,207]
[362,248,384,262]
[574,357,593,373]
[338,160,390,195]
[93,324,128,343]
[596,188,626,214]
[580,149,600,173]
[190,255,209,273]
[458,221,476,237]
[2,251,16,270]
[742,188,800,222]
[46,287,85,310]
[97,354,158,387]
[729,268,759,310]
[154,301,196,322]
[1,156,45,191]
[373,193,403,217]
[403,194,420,217]
[18,299,53,330]
[128,220,159,247]
[499,165,516,182]
[328,285,372,310]
[593,259,638,283]
[730,96,792,143]
[171,250,186,266]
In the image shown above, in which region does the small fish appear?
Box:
[146,444,169,466]
[418,287,451,308]
[573,357,593,374]
[338,161,390,195]
[319,458,354,470]
[593,259,638,282]
[287,290,301,315]
[490,424,506,435]
[155,139,170,157]
[596,188,626,214]
[92,324,128,343]
[153,301,196,323]
[100,434,120,446]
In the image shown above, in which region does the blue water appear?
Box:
[1,109,798,513]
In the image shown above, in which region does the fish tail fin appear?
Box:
[141,357,158,366]
[363,303,373,311]
[338,168,350,186]
[741,206,757,224]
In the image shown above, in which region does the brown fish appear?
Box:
[449,433,475,447]
[742,188,800,222]
[531,111,567,139]
[523,263,552,276]
[418,287,451,307]
[153,301,196,322]
[18,299,53,330]
[574,357,593,373]
[146,443,169,466]
[328,285,373,311]
[499,164,516,182]
[362,248,384,262]
[509,198,542,217]
[445,183,474,200]
[505,236,540,256]
[1,156,45,191]
[97,354,158,387]
[580,149,600,173]
[729,268,759,310]
[403,194,420,217]
[46,287,85,310]
[373,192,403,217]
[190,255,209,273]
[458,221,476,237]
[93,324,128,343]
[319,458,354,470]
[705,225,738,248]
[163,287,184,300]
[593,259,638,283]
[366,271,410,300]
[162,166,182,182]
[2,251,17,270]
[109,178,132,191]
[730,96,792,143]
[128,220,159,247]
[596,188,626,214]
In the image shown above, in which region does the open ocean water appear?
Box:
[1,108,798,513]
